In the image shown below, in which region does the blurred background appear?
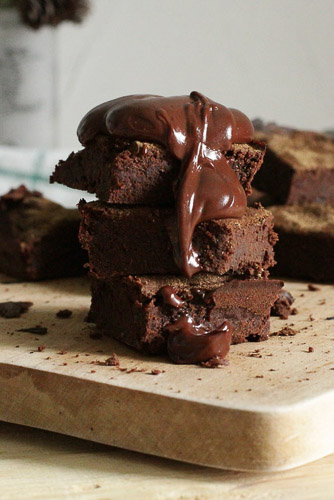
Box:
[0,0,333,204]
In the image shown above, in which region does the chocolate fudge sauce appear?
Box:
[159,285,184,308]
[78,92,254,277]
[166,315,231,364]
[159,285,230,364]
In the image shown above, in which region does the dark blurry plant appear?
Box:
[0,0,90,28]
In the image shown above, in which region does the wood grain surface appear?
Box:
[0,274,334,472]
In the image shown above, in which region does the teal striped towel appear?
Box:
[0,146,95,207]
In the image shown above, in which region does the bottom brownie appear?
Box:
[89,274,283,355]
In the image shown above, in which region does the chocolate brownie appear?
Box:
[0,185,86,280]
[270,203,334,282]
[89,273,283,353]
[253,124,334,205]
[51,136,266,205]
[79,201,277,277]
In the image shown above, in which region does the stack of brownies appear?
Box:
[51,92,283,365]
[253,123,334,283]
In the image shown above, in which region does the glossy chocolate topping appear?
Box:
[78,92,254,276]
[166,315,231,364]
[159,285,184,308]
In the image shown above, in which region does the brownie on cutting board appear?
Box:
[253,124,334,205]
[0,185,86,280]
[79,201,277,277]
[89,273,283,353]
[269,203,334,282]
[51,136,266,205]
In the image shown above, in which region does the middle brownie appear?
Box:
[79,201,277,277]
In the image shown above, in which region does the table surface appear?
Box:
[0,420,334,500]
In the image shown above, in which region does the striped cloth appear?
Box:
[0,145,95,207]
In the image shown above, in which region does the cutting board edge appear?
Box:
[1,362,334,472]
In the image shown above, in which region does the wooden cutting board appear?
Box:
[0,274,334,472]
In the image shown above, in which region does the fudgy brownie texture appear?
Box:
[51,135,266,205]
[0,185,86,280]
[252,124,334,205]
[79,201,277,278]
[89,273,283,353]
[269,204,334,282]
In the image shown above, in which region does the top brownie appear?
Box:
[50,135,265,205]
[253,123,334,205]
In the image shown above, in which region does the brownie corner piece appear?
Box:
[269,203,334,282]
[0,185,86,280]
[253,125,334,205]
[51,135,266,204]
[89,273,283,354]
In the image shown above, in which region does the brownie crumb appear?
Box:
[0,301,33,318]
[308,284,320,291]
[37,345,46,352]
[308,346,314,352]
[271,290,294,319]
[89,332,103,340]
[272,327,298,337]
[247,351,263,358]
[200,356,228,368]
[150,369,163,375]
[126,367,147,374]
[104,354,119,366]
[56,309,72,319]
[291,308,298,315]
[17,326,48,335]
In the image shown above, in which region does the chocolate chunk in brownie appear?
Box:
[269,203,334,282]
[252,125,334,205]
[89,273,283,354]
[50,136,265,205]
[0,185,86,280]
[79,202,277,278]
[271,290,295,319]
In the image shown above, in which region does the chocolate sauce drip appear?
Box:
[78,92,254,277]
[159,286,184,308]
[165,315,231,364]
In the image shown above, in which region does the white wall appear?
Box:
[56,0,334,148]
